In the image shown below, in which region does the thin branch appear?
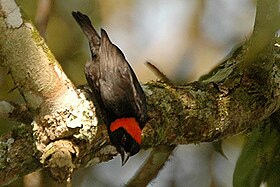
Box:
[146,61,170,83]
[126,145,176,187]
[35,0,54,39]
[243,0,280,67]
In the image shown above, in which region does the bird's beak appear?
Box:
[120,147,130,166]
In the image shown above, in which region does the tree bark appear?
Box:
[0,0,280,185]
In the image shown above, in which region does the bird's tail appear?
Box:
[72,11,100,59]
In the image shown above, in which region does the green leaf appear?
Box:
[233,120,280,187]
[265,159,280,187]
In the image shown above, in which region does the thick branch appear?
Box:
[0,0,78,114]
[141,43,280,148]
[0,0,280,185]
[132,0,280,184]
[0,0,99,184]
[0,40,279,185]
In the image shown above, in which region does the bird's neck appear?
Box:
[110,118,142,144]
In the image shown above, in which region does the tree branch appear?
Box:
[243,0,280,67]
[0,125,40,185]
[35,0,53,39]
[0,0,280,185]
[126,145,176,187]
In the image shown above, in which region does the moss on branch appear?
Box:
[0,0,280,185]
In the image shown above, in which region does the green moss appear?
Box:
[0,142,7,169]
[30,24,57,64]
[13,124,32,140]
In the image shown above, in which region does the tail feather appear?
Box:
[72,11,100,59]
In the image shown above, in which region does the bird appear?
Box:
[72,11,148,165]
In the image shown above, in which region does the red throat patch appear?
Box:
[110,118,142,144]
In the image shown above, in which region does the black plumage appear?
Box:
[72,11,147,165]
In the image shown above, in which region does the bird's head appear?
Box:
[109,118,142,166]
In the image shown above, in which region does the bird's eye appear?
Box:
[121,135,127,145]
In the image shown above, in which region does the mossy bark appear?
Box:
[0,0,280,185]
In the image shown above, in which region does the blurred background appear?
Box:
[0,0,256,186]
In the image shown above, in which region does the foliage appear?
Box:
[233,120,280,187]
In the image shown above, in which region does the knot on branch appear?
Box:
[31,88,99,181]
[41,140,79,183]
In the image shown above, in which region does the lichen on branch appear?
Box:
[0,0,280,185]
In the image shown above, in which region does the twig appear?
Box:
[126,145,176,187]
[146,61,170,83]
[35,0,53,39]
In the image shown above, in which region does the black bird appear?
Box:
[72,11,147,165]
